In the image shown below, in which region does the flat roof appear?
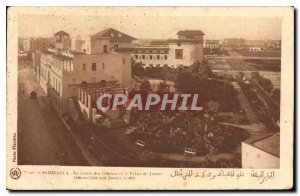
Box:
[253,133,280,157]
[245,132,280,157]
[167,39,203,44]
[74,82,128,94]
[52,53,73,61]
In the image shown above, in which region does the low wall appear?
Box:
[78,100,90,120]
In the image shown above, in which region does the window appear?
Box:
[114,44,118,49]
[58,82,61,95]
[164,64,168,67]
[164,55,168,60]
[111,33,114,37]
[175,49,183,59]
[118,33,122,37]
[103,45,108,53]
[82,63,86,70]
[142,55,145,60]
[156,64,160,67]
[187,35,194,39]
[102,63,105,69]
[157,55,160,60]
[122,58,126,64]
[92,63,96,71]
[135,55,138,59]
[149,55,152,60]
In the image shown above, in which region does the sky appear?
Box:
[19,14,282,40]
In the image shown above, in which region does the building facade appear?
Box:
[34,30,132,115]
[204,40,220,49]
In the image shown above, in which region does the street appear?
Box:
[17,62,89,166]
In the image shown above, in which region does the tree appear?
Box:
[157,81,168,93]
[237,72,245,81]
[261,78,273,93]
[199,64,213,77]
[251,72,259,79]
[100,80,107,86]
[132,62,145,76]
[140,80,151,93]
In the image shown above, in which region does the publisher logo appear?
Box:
[10,168,21,180]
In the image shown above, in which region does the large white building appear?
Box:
[129,30,204,68]
[74,29,205,68]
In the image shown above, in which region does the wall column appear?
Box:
[81,89,84,102]
[88,94,92,121]
[78,88,81,100]
[84,92,88,106]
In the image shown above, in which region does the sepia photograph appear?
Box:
[6,6,294,190]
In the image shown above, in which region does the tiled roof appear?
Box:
[91,28,136,42]
[177,30,205,36]
[54,30,70,36]
[52,53,73,61]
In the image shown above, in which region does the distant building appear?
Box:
[245,40,265,47]
[245,39,281,50]
[23,37,53,53]
[34,30,131,115]
[204,40,220,49]
[242,133,279,168]
[23,38,31,52]
[18,37,25,52]
[223,38,245,48]
[71,35,86,53]
[249,47,262,52]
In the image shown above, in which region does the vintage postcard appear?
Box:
[7,7,294,190]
